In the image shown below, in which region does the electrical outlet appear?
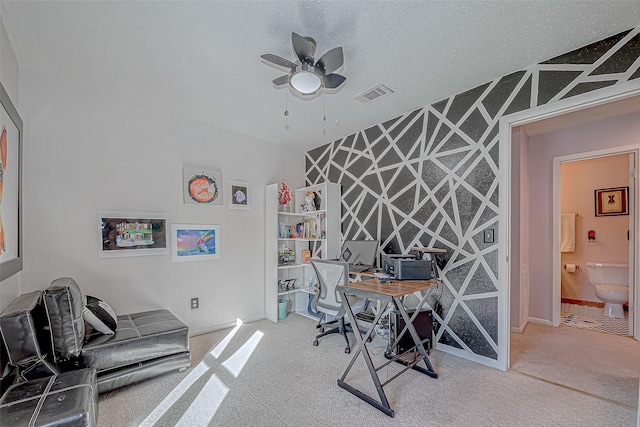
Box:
[191,297,199,309]
[484,228,494,243]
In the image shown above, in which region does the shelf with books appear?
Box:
[266,182,340,322]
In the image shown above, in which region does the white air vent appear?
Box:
[354,84,394,104]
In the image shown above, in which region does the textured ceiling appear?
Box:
[2,1,640,152]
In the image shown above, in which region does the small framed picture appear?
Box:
[228,180,250,210]
[594,186,628,217]
[171,224,220,262]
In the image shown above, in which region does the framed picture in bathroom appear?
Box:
[594,186,628,217]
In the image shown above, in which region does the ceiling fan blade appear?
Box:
[323,74,346,89]
[272,75,288,86]
[292,32,316,64]
[260,54,295,71]
[316,47,344,74]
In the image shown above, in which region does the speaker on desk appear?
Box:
[390,309,433,355]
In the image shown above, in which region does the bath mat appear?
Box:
[560,303,629,336]
[561,313,601,329]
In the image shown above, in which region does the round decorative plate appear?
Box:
[188,174,218,203]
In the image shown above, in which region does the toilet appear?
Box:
[586,262,629,319]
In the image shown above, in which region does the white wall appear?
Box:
[510,128,532,329]
[17,67,303,334]
[526,112,640,321]
[0,10,21,311]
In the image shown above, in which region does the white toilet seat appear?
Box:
[595,284,628,293]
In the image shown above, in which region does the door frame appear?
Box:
[497,81,640,371]
[552,149,636,333]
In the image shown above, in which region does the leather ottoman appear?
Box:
[0,368,98,427]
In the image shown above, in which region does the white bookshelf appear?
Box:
[265,182,341,322]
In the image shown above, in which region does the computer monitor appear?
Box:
[340,240,379,271]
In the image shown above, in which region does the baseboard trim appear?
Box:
[527,317,553,327]
[561,298,604,308]
[434,342,499,370]
[189,314,266,337]
[561,298,629,311]
[511,318,529,334]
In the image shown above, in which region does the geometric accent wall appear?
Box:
[306,28,640,361]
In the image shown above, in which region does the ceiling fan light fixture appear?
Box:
[262,33,345,97]
[289,63,323,94]
[290,71,322,94]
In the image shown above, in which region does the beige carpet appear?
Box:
[511,322,640,409]
[98,316,639,426]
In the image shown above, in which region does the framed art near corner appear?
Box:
[171,224,220,262]
[99,211,169,258]
[183,165,223,206]
[0,81,23,281]
[594,186,628,217]
[228,180,250,210]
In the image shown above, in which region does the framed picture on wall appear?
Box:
[171,224,220,262]
[183,165,223,206]
[228,180,250,210]
[594,186,628,217]
[99,211,169,258]
[0,81,23,281]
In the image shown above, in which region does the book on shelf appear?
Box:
[303,218,316,239]
[302,250,311,263]
[319,213,327,239]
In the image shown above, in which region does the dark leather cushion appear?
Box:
[0,291,52,366]
[0,335,19,396]
[83,295,117,335]
[80,310,189,372]
[42,278,85,362]
[0,368,97,427]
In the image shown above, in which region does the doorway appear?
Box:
[555,151,635,337]
[497,85,640,372]
[504,100,640,412]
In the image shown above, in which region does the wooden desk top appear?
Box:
[342,278,439,298]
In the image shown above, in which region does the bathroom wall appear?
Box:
[560,154,630,302]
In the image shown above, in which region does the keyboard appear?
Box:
[350,264,370,273]
[356,312,376,323]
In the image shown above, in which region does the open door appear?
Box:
[629,152,637,338]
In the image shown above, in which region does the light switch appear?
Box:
[484,228,494,243]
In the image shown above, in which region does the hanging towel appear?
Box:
[561,214,576,253]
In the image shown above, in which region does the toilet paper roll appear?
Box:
[564,263,577,273]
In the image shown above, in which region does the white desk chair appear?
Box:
[310,259,368,354]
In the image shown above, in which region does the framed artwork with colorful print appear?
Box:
[183,165,223,206]
[0,81,23,281]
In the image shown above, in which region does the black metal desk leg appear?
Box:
[337,289,394,417]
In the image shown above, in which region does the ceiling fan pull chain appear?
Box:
[323,92,326,122]
[284,81,289,116]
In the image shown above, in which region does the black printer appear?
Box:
[382,254,433,280]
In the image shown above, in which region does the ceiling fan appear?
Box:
[261,32,346,96]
